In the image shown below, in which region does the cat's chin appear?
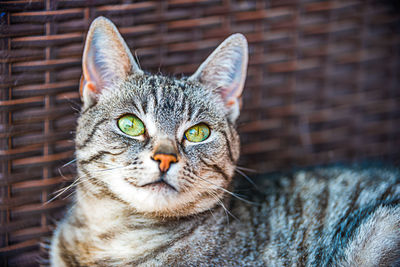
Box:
[140,180,178,192]
[128,188,202,217]
[106,177,218,217]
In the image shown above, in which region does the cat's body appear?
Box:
[52,166,400,266]
[50,17,400,266]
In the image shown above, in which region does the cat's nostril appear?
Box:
[152,153,178,173]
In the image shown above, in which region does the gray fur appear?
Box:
[50,17,400,266]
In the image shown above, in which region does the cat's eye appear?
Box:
[118,114,145,136]
[184,123,210,143]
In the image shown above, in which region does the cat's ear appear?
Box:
[189,34,248,123]
[80,17,143,108]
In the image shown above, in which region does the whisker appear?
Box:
[61,94,81,113]
[61,158,77,168]
[134,50,142,70]
[77,177,104,200]
[189,171,257,205]
[98,165,132,172]
[46,183,77,205]
[208,190,240,224]
[218,198,240,222]
[62,189,77,201]
[47,163,131,205]
[235,166,258,173]
[235,168,259,189]
[207,206,217,221]
[46,173,90,205]
[51,168,77,195]
[208,191,230,225]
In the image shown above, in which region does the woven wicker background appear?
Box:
[1,0,399,266]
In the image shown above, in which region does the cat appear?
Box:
[50,16,400,266]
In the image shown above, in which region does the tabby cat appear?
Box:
[50,17,400,266]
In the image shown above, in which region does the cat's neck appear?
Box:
[69,186,231,265]
[74,183,229,229]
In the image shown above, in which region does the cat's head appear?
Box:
[75,17,248,217]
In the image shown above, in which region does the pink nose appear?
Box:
[152,154,177,172]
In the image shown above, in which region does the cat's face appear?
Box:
[76,17,248,217]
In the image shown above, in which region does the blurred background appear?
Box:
[1,0,399,266]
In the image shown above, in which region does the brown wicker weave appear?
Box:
[1,0,399,266]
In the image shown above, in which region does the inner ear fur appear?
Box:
[80,16,142,108]
[189,34,248,123]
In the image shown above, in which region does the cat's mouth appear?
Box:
[141,178,178,192]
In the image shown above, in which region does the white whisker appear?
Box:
[191,170,257,205]
[61,158,77,168]
[235,166,258,173]
[134,50,142,70]
[208,191,230,225]
[46,163,131,205]
[235,168,259,189]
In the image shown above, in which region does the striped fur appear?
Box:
[50,17,400,266]
[51,167,400,266]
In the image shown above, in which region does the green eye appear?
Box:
[118,114,145,136]
[184,123,210,142]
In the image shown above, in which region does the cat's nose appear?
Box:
[152,153,177,173]
[152,139,178,172]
